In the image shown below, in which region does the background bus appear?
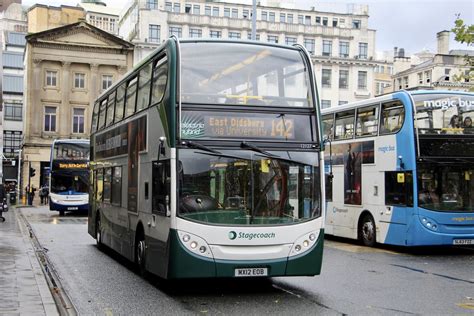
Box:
[88,38,325,279]
[49,139,90,216]
[322,90,474,246]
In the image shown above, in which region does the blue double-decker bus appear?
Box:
[49,139,90,216]
[322,90,473,246]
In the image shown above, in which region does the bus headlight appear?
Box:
[420,216,439,231]
[289,231,320,257]
[178,230,214,259]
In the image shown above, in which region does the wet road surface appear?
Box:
[20,206,474,315]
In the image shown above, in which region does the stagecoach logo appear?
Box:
[228,231,237,240]
[228,230,276,240]
[423,98,474,110]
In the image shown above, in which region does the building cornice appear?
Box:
[40,98,61,104]
[30,42,132,55]
[70,100,90,105]
[313,56,378,67]
[26,21,133,49]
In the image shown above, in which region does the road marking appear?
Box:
[457,303,474,310]
[325,240,401,255]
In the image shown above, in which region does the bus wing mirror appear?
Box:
[157,136,166,161]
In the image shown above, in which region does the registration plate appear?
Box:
[453,239,474,245]
[67,207,78,211]
[234,267,268,277]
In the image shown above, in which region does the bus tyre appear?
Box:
[96,213,103,249]
[136,233,147,277]
[360,214,376,247]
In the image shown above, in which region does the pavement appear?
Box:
[0,205,59,316]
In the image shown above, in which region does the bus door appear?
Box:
[383,171,413,244]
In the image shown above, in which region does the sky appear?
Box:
[21,0,474,55]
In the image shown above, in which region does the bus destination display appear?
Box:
[182,112,302,140]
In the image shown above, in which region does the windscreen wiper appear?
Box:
[241,141,309,166]
[182,140,221,154]
[240,141,277,158]
[194,151,248,161]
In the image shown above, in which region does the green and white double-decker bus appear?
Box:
[88,38,325,279]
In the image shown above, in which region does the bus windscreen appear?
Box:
[414,93,474,135]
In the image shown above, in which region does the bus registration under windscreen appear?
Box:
[87,38,326,279]
[322,90,474,246]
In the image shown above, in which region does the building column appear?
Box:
[60,61,71,136]
[29,59,42,138]
[90,63,99,101]
[89,63,99,133]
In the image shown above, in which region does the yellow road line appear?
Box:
[325,240,401,255]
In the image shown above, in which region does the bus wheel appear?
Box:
[135,232,147,277]
[359,214,376,247]
[59,210,65,216]
[96,213,103,249]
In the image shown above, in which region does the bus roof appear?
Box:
[52,138,89,145]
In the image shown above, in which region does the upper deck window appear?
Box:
[322,114,334,140]
[356,105,378,137]
[91,101,99,132]
[380,101,404,134]
[334,110,355,139]
[125,77,138,118]
[53,142,89,160]
[180,42,312,107]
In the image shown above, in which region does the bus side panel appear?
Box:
[146,225,171,278]
[382,206,412,246]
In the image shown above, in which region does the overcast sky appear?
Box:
[22,0,473,54]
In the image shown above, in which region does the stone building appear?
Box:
[119,0,378,107]
[391,31,473,92]
[27,4,85,33]
[22,21,133,189]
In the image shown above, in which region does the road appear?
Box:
[20,206,474,315]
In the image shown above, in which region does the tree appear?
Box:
[451,15,474,90]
